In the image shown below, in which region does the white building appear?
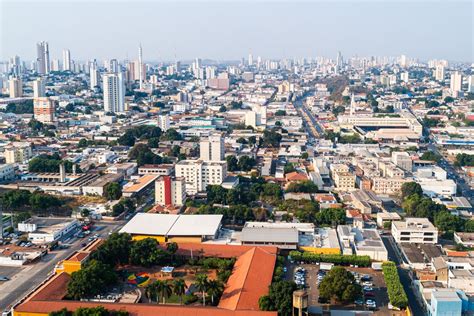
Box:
[450,71,462,97]
[337,225,388,261]
[175,160,227,194]
[36,41,50,74]
[33,77,46,98]
[200,133,224,162]
[89,61,99,89]
[392,218,438,244]
[8,77,22,98]
[155,176,186,207]
[0,164,15,182]
[62,49,71,71]
[158,115,170,132]
[103,72,125,113]
[434,65,445,81]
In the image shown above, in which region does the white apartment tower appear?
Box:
[36,41,50,74]
[33,78,46,98]
[450,71,462,97]
[90,61,99,89]
[155,176,186,207]
[468,75,474,93]
[200,134,225,162]
[434,65,445,81]
[158,115,170,132]
[9,77,22,98]
[103,72,125,113]
[138,44,143,90]
[62,49,71,71]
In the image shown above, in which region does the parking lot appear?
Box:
[0,266,23,284]
[285,261,406,315]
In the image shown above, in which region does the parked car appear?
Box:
[0,276,10,281]
[354,298,364,306]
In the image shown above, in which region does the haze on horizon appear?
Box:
[0,0,472,63]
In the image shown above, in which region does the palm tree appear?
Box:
[195,274,208,306]
[173,278,188,305]
[207,280,223,305]
[156,280,173,304]
[144,282,157,303]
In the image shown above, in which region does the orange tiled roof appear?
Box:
[446,251,469,257]
[218,247,276,311]
[285,172,308,182]
[164,243,278,258]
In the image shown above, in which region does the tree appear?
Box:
[275,110,286,116]
[260,128,282,148]
[78,138,89,148]
[145,282,158,303]
[465,220,474,232]
[104,182,122,200]
[301,152,309,159]
[455,154,474,167]
[130,238,161,267]
[156,280,173,304]
[259,280,297,315]
[226,155,238,172]
[173,278,188,305]
[421,152,441,163]
[67,260,117,300]
[400,182,423,200]
[219,105,227,112]
[248,136,257,146]
[207,279,223,305]
[434,210,464,233]
[237,155,256,172]
[91,233,132,266]
[315,208,345,226]
[286,180,318,193]
[319,266,362,303]
[195,274,209,306]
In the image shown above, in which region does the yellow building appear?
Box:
[54,239,101,275]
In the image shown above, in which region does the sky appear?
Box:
[0,0,472,63]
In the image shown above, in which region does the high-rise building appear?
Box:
[400,72,409,83]
[158,115,170,132]
[138,44,143,90]
[9,77,22,98]
[62,49,71,71]
[9,55,21,76]
[434,65,445,81]
[109,59,119,73]
[33,97,55,124]
[51,59,60,72]
[89,61,99,89]
[155,176,186,207]
[175,160,227,194]
[248,53,253,66]
[468,75,474,93]
[103,72,125,113]
[36,41,50,74]
[450,71,462,97]
[200,133,224,162]
[400,54,407,68]
[5,142,32,164]
[33,78,46,98]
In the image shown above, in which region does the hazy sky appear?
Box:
[1,0,472,62]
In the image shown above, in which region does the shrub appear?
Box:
[289,251,371,267]
[382,262,408,309]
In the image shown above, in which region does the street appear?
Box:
[0,220,124,311]
[382,235,426,316]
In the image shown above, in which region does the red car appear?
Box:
[364,291,375,297]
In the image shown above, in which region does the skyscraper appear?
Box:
[62,49,71,71]
[450,71,462,97]
[103,72,125,113]
[200,133,225,162]
[138,44,143,90]
[89,60,99,89]
[33,77,46,98]
[468,75,474,93]
[248,53,253,66]
[36,41,50,74]
[109,59,119,73]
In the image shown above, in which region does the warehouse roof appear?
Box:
[119,213,223,237]
[241,227,299,244]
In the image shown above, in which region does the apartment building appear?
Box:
[372,177,409,195]
[4,142,33,164]
[155,176,186,207]
[392,218,438,244]
[33,97,55,124]
[175,160,227,194]
[333,171,356,191]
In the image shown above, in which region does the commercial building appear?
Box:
[200,133,225,162]
[337,225,388,261]
[4,142,32,164]
[18,217,79,244]
[155,175,186,207]
[428,290,462,316]
[119,213,223,243]
[122,174,158,197]
[392,218,438,244]
[138,164,174,176]
[102,72,125,113]
[175,159,227,194]
[34,97,55,124]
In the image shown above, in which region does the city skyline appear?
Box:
[1,0,472,62]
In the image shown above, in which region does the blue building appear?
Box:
[429,290,462,316]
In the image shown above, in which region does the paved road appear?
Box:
[294,95,323,139]
[382,235,427,316]
[0,221,124,311]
